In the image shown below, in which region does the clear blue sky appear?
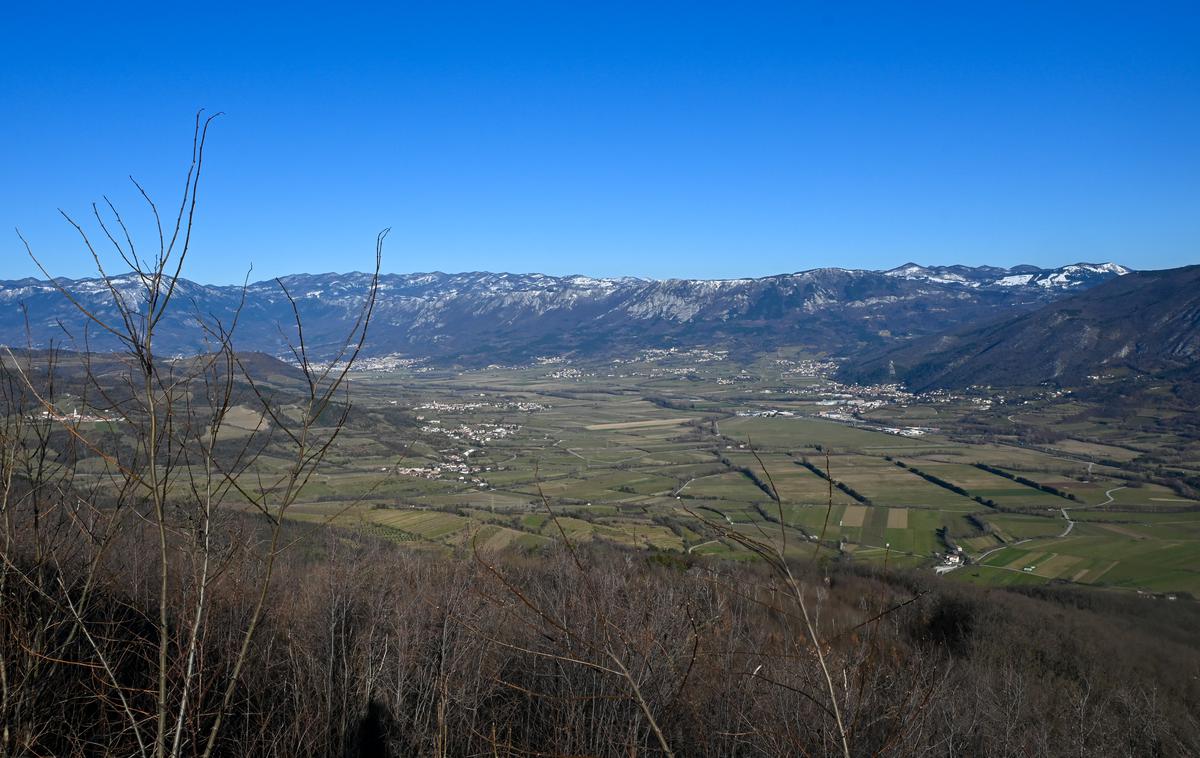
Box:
[2,2,1197,283]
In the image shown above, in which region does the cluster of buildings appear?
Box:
[31,407,117,424]
[933,548,967,574]
[303,353,437,374]
[349,354,432,373]
[536,348,731,380]
[395,449,491,488]
[416,399,550,413]
[878,426,934,438]
[800,379,917,402]
[774,358,839,377]
[644,366,700,378]
[418,419,521,446]
[543,367,589,379]
[622,347,729,364]
[735,409,796,418]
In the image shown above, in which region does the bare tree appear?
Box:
[4,111,384,757]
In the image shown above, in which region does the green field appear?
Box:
[264,359,1200,596]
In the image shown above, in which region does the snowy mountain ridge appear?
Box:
[0,262,1132,363]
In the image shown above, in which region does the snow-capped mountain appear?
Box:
[0,262,1131,363]
[843,264,1199,390]
[884,261,1131,289]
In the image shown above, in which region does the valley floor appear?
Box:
[260,350,1200,598]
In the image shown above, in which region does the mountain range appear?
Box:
[0,261,1133,369]
[841,264,1200,390]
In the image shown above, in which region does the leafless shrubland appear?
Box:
[2,112,384,757]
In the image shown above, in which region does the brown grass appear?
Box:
[842,504,868,527]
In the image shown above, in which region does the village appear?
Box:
[30,405,118,424]
[415,399,550,413]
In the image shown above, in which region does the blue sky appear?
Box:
[2,2,1197,283]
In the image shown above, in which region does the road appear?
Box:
[1099,485,1126,506]
[973,537,1032,566]
[1058,484,1125,538]
[961,484,1130,574]
[563,447,589,464]
[1058,508,1075,538]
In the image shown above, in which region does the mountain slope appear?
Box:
[842,264,1200,390]
[0,262,1129,363]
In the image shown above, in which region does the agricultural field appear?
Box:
[270,356,1200,597]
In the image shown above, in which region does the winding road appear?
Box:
[961,484,1131,572]
[1099,485,1126,506]
[1053,484,1125,537]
